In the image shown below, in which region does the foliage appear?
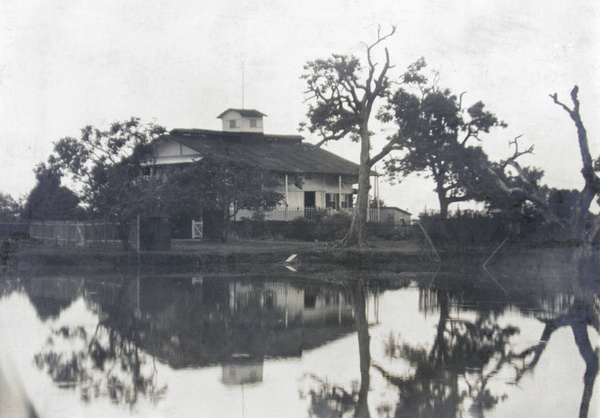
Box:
[46,117,167,223]
[383,62,507,217]
[22,163,81,220]
[300,26,399,246]
[167,154,283,216]
[165,154,284,239]
[0,192,20,222]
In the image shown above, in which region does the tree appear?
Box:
[383,64,507,218]
[166,154,284,239]
[0,192,20,222]
[301,26,398,246]
[550,86,600,244]
[45,118,167,246]
[22,163,81,220]
[50,118,167,218]
[473,86,599,247]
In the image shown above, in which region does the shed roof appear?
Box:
[216,109,267,119]
[165,128,365,176]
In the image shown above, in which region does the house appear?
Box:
[152,108,382,222]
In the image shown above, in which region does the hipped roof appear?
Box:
[166,128,368,176]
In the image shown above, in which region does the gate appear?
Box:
[192,220,203,239]
[76,223,85,246]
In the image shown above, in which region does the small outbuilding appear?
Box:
[378,207,412,225]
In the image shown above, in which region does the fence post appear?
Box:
[90,222,94,247]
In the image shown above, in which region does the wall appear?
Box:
[153,139,200,165]
[276,173,356,209]
[220,111,264,133]
[379,208,411,225]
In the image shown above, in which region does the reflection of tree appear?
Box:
[303,279,372,418]
[376,289,599,418]
[510,297,599,418]
[375,291,519,417]
[304,374,363,417]
[34,301,166,406]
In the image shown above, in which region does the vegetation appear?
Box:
[300,26,399,246]
[45,117,167,223]
[22,163,81,220]
[165,154,284,239]
[381,61,507,218]
[0,192,20,222]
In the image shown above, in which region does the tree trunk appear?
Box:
[571,320,598,418]
[343,126,371,246]
[351,281,371,418]
[221,207,230,241]
[437,188,449,219]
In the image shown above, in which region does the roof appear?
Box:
[163,128,364,176]
[216,108,267,119]
[381,206,412,215]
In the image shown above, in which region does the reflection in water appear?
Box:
[376,291,519,417]
[32,295,167,406]
[300,261,598,418]
[374,282,599,418]
[0,254,598,417]
[303,279,374,418]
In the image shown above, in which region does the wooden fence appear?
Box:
[29,220,139,250]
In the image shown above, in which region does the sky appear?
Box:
[0,0,598,215]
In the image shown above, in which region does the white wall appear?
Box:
[276,173,356,209]
[154,140,200,165]
[220,110,264,133]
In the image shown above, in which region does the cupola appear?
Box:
[217,108,266,133]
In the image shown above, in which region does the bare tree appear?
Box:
[471,86,599,248]
[550,86,600,244]
[301,26,398,246]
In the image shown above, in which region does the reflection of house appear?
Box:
[151,109,379,218]
[222,356,264,385]
[132,276,365,368]
[24,275,378,372]
[229,281,354,327]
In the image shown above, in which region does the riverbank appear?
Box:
[7,238,434,276]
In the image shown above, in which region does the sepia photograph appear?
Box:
[0,1,598,417]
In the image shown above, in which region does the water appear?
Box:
[0,261,598,417]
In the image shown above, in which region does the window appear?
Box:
[250,119,257,128]
[341,194,353,209]
[325,193,339,209]
[229,120,237,128]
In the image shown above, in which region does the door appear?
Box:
[304,191,316,219]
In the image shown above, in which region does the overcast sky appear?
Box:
[1,0,598,215]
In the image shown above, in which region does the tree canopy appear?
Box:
[382,62,507,217]
[301,26,399,246]
[22,163,81,220]
[0,192,20,222]
[165,154,284,238]
[45,117,167,223]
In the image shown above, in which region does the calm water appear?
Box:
[0,261,598,417]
